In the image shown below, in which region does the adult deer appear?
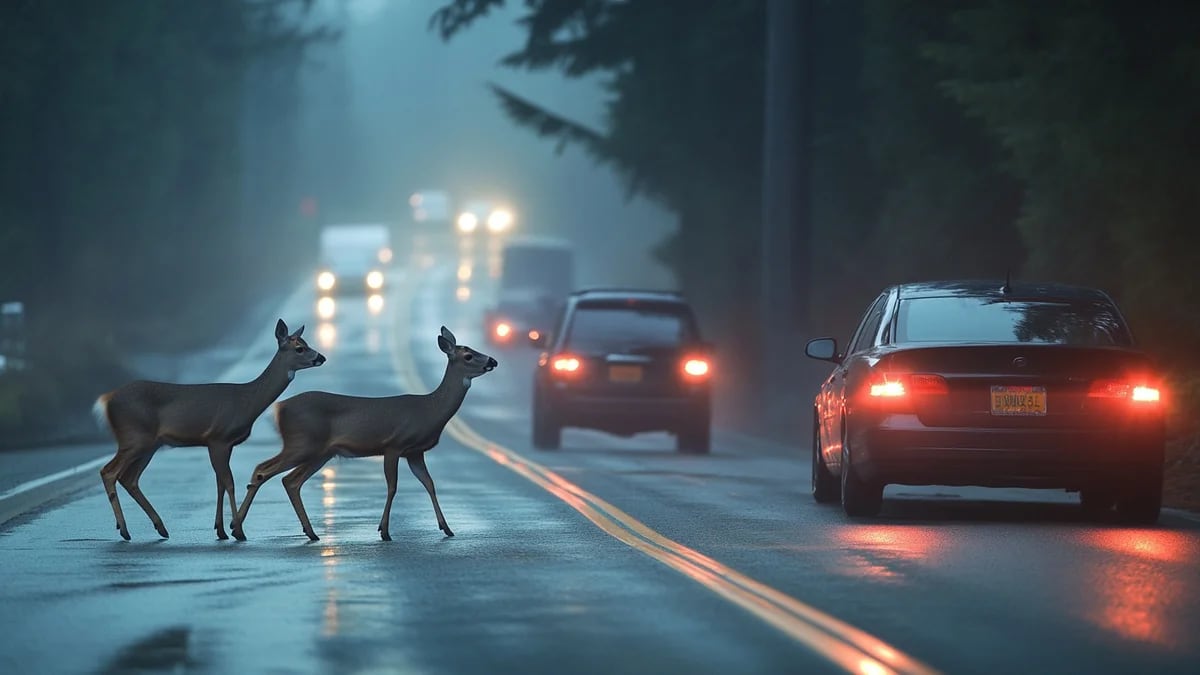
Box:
[95,319,325,540]
[231,326,496,542]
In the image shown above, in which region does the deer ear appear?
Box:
[440,326,456,347]
[437,335,454,355]
[275,319,288,342]
[292,324,305,338]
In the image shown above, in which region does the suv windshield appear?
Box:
[895,296,1132,346]
[566,303,697,353]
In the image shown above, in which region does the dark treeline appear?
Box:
[432,0,1200,435]
[0,0,330,438]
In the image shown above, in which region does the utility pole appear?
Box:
[760,0,811,435]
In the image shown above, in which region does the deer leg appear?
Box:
[283,455,332,541]
[408,453,453,537]
[100,451,135,541]
[207,444,235,540]
[231,452,300,541]
[378,453,400,541]
[118,449,168,539]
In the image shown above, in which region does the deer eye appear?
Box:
[294,346,305,353]
[464,353,474,361]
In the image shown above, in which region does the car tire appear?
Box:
[677,421,711,455]
[532,393,561,450]
[1079,487,1117,517]
[1115,468,1162,525]
[841,433,883,517]
[811,415,840,504]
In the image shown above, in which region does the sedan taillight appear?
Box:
[1088,379,1161,404]
[868,373,948,398]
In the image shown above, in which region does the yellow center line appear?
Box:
[389,270,940,675]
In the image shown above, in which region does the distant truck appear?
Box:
[315,223,393,296]
[483,236,575,347]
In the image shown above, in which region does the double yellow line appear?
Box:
[389,270,939,675]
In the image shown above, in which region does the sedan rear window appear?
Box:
[895,296,1132,346]
[566,304,697,352]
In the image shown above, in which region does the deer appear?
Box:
[231,326,496,542]
[94,319,325,541]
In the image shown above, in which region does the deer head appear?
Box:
[437,326,497,385]
[276,319,326,374]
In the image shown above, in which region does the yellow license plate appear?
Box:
[990,386,1047,416]
[609,365,643,383]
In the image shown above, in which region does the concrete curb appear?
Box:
[0,457,107,528]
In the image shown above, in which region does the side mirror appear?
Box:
[805,337,841,363]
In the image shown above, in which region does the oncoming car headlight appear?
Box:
[317,271,336,291]
[366,270,384,289]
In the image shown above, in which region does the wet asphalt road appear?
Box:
[2,245,1199,675]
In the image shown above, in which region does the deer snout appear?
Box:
[485,357,498,371]
[314,354,327,366]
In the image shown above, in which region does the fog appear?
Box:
[297,0,675,290]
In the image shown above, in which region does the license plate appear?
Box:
[990,385,1047,416]
[608,365,643,383]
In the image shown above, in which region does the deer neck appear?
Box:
[245,350,295,416]
[426,361,471,427]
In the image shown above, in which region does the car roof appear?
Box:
[570,288,688,304]
[892,279,1114,303]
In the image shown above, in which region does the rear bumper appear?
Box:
[542,389,709,434]
[851,415,1164,490]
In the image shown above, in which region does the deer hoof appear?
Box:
[305,531,320,542]
[380,531,392,541]
[119,529,131,541]
[155,525,169,539]
[231,529,246,542]
[442,527,455,537]
[216,530,229,541]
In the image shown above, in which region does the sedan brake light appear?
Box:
[868,373,948,398]
[1088,379,1161,404]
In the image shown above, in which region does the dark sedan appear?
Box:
[805,279,1165,522]
[531,289,713,453]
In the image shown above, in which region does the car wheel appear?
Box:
[531,392,561,450]
[841,432,882,517]
[1115,468,1162,525]
[1079,487,1117,517]
[811,415,840,504]
[677,420,711,455]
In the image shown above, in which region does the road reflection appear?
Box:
[321,467,339,637]
[318,322,337,350]
[834,526,941,583]
[1078,529,1193,647]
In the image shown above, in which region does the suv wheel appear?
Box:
[677,421,710,455]
[532,393,561,450]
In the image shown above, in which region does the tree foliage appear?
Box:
[0,0,329,438]
[433,0,1199,383]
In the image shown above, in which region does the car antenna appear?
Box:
[1001,269,1012,294]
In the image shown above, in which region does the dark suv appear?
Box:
[530,289,713,453]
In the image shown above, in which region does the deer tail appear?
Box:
[92,393,113,434]
[272,401,285,432]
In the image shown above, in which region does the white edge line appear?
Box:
[0,287,310,518]
[0,457,109,503]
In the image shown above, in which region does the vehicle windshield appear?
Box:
[565,303,698,353]
[895,296,1132,346]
